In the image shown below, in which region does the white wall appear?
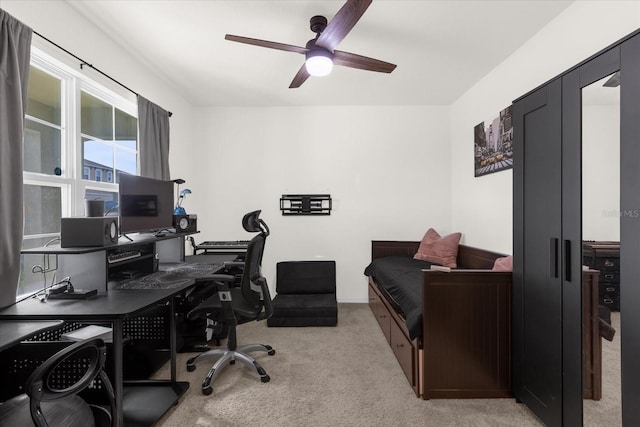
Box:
[450,0,640,254]
[189,106,451,301]
[1,0,197,186]
[583,104,620,241]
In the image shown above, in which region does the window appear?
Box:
[19,48,138,299]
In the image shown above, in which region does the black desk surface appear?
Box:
[0,319,64,352]
[0,287,192,320]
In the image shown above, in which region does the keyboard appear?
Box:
[196,240,250,251]
[108,250,142,264]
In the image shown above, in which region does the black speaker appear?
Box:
[173,214,197,233]
[61,217,118,247]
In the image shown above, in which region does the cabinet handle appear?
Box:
[564,239,571,282]
[605,260,615,267]
[604,298,614,304]
[606,287,616,292]
[550,238,559,278]
[604,274,614,280]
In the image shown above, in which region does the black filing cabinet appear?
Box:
[583,241,620,311]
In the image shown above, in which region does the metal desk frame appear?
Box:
[0,285,194,427]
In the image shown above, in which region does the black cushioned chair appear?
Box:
[267,260,337,327]
[186,210,275,396]
[0,338,115,427]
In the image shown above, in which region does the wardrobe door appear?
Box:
[564,47,620,427]
[620,33,640,426]
[513,78,563,426]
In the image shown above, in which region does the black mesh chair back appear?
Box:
[238,210,272,319]
[0,337,115,427]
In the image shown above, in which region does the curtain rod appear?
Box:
[33,30,173,117]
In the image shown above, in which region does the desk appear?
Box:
[0,320,64,352]
[0,284,195,427]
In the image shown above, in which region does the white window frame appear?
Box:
[20,47,138,298]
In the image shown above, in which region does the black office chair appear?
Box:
[186,210,275,395]
[0,338,115,427]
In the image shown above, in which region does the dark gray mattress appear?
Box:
[364,256,434,340]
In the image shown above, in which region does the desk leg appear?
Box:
[113,318,124,427]
[170,298,176,382]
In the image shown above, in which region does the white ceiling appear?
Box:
[68,0,574,107]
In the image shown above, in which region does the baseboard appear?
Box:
[337,297,368,304]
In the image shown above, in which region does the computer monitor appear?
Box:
[118,173,174,234]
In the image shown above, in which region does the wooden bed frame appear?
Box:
[368,240,513,399]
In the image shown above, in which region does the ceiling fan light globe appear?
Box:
[305,55,333,77]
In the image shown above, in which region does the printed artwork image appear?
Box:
[474,105,513,177]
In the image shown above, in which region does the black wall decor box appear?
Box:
[279,194,332,215]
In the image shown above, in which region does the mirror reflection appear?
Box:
[582,72,621,426]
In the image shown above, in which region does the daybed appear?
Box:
[365,240,512,399]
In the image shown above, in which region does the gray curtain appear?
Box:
[0,10,32,308]
[138,95,170,180]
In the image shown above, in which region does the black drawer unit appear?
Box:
[583,241,620,311]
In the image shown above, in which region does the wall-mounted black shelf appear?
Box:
[280,194,332,216]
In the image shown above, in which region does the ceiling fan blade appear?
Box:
[225,34,308,54]
[603,71,620,87]
[333,50,396,73]
[289,64,311,88]
[316,0,372,52]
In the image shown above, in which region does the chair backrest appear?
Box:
[25,337,115,427]
[239,210,273,321]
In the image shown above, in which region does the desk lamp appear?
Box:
[172,178,192,215]
[174,188,192,215]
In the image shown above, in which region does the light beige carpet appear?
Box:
[154,304,620,426]
[584,311,622,426]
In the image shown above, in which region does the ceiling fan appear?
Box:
[225,0,397,88]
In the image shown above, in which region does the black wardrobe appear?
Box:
[513,29,640,426]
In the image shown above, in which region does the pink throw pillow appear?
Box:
[492,256,513,271]
[413,228,462,268]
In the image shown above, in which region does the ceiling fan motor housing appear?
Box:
[310,15,328,35]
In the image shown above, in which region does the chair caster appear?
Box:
[202,386,213,396]
[229,360,235,365]
[261,375,270,383]
[267,349,276,356]
[186,357,196,372]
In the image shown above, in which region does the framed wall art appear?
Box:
[474,105,513,177]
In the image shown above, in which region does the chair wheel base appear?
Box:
[186,364,195,372]
[261,375,270,383]
[267,349,276,356]
[202,386,213,396]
